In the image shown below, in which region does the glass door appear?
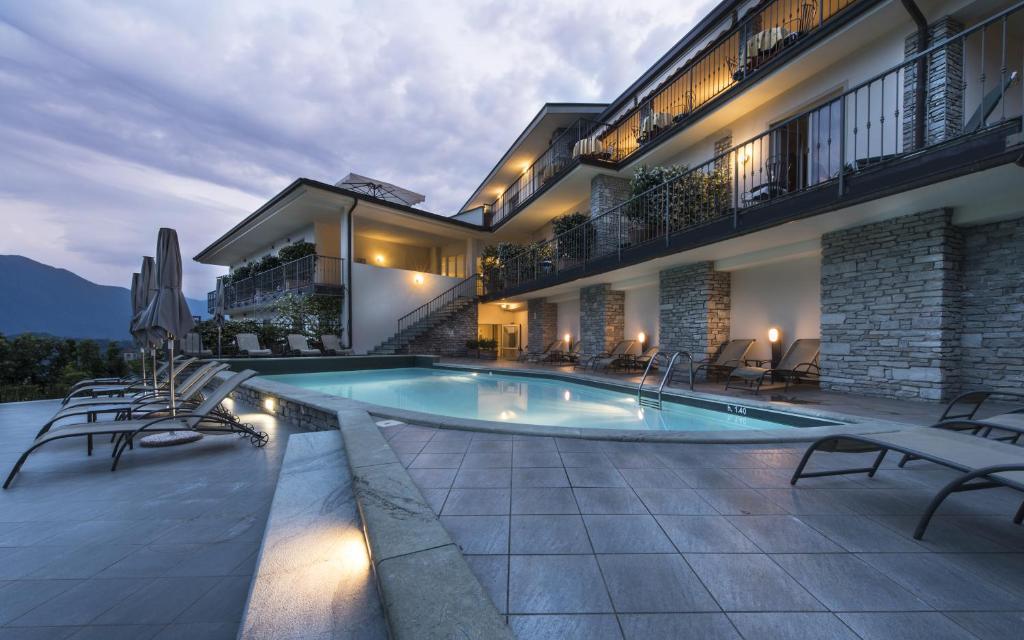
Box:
[501,324,521,360]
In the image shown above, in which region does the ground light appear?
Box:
[263,396,276,413]
[769,327,782,368]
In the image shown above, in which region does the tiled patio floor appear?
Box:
[0,398,339,640]
[385,422,1024,640]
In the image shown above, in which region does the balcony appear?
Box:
[485,0,866,227]
[483,4,1023,297]
[207,254,344,314]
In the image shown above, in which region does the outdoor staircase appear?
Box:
[368,274,479,355]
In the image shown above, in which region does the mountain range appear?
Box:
[0,255,208,340]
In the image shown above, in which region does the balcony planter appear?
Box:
[477,339,498,360]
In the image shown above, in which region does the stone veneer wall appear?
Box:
[580,284,624,358]
[959,217,1024,393]
[820,209,963,400]
[229,384,339,432]
[590,175,631,256]
[527,299,557,354]
[658,262,730,361]
[903,17,964,151]
[406,303,478,356]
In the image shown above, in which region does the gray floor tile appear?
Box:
[618,613,740,639]
[654,516,760,553]
[727,612,859,640]
[566,468,628,488]
[559,453,612,468]
[943,611,1024,640]
[510,614,622,639]
[467,439,513,454]
[512,468,569,488]
[174,575,250,623]
[0,579,81,625]
[573,488,646,514]
[725,516,844,553]
[440,489,511,516]
[685,554,825,612]
[508,555,613,614]
[0,629,77,640]
[937,553,1024,600]
[452,467,511,489]
[26,545,138,580]
[511,488,580,515]
[598,554,719,613]
[406,467,457,489]
[696,489,787,515]
[674,468,749,489]
[408,453,463,469]
[837,612,979,640]
[770,553,930,612]
[511,515,592,554]
[553,438,605,453]
[757,488,859,515]
[583,515,675,553]
[460,452,512,469]
[419,488,448,514]
[420,438,471,454]
[513,452,564,468]
[857,552,1021,610]
[151,622,239,640]
[65,625,163,640]
[464,555,508,614]
[634,488,717,515]
[92,576,220,625]
[798,514,926,552]
[618,468,689,489]
[440,516,509,554]
[10,577,147,625]
[870,515,1013,553]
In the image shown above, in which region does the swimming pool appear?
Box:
[262,367,804,432]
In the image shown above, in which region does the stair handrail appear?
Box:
[637,350,694,408]
[396,273,481,336]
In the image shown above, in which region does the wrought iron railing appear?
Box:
[489,118,604,225]
[207,254,344,313]
[485,0,863,225]
[396,274,480,336]
[487,3,1023,296]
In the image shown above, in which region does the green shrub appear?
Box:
[478,338,498,350]
[278,241,316,263]
[465,339,479,350]
[551,212,595,261]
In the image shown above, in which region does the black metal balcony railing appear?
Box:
[207,254,344,314]
[486,3,1023,296]
[486,0,863,225]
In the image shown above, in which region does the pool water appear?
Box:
[262,368,793,432]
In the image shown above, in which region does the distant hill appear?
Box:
[0,255,208,340]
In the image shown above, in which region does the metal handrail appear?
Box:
[396,273,480,336]
[638,351,693,410]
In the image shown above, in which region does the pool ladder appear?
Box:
[637,351,693,411]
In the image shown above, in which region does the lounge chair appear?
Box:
[287,334,322,356]
[541,342,568,363]
[633,346,660,372]
[563,342,582,364]
[693,339,754,381]
[182,332,213,357]
[43,363,230,436]
[525,341,559,363]
[4,370,268,488]
[236,333,272,357]
[725,338,820,394]
[790,427,1024,539]
[62,357,197,404]
[321,335,350,356]
[65,356,183,393]
[578,340,637,372]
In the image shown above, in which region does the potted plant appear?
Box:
[478,339,499,360]
[465,339,479,358]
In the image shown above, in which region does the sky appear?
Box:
[0,0,712,298]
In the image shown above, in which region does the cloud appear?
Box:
[0,0,711,297]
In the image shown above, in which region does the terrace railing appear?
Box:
[207,254,344,313]
[489,118,604,225]
[485,0,864,225]
[487,3,1023,296]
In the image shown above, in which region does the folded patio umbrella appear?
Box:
[131,257,159,390]
[136,229,197,445]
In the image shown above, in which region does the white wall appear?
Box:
[350,263,464,354]
[624,284,659,347]
[557,299,580,345]
[729,255,821,361]
[231,225,316,271]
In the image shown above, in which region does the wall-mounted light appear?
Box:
[737,146,751,165]
[263,396,276,413]
[413,273,424,285]
[374,254,384,264]
[520,162,531,174]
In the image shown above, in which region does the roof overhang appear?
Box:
[460,102,607,213]
[195,178,485,266]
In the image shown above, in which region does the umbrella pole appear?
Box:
[140,347,147,386]
[217,325,222,359]
[151,347,158,393]
[167,337,176,417]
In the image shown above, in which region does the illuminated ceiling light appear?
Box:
[520,162,530,174]
[374,254,384,264]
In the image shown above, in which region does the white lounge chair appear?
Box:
[236,333,272,357]
[287,334,322,356]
